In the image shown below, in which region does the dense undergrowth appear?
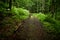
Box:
[32,12,60,39]
[0,7,30,37]
[0,6,60,39]
[33,12,60,34]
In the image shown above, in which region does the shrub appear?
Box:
[11,6,30,20]
[43,14,60,34]
[32,13,47,21]
[0,6,30,37]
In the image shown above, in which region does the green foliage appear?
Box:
[32,13,60,34]
[0,0,60,39]
[32,12,60,35]
[11,6,30,20]
[43,14,60,34]
[43,22,55,32]
[32,13,47,21]
[0,6,30,37]
[56,10,60,20]
[0,1,9,11]
[14,0,33,9]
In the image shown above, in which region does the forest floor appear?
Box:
[9,16,47,40]
[0,16,48,40]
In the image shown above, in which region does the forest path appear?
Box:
[12,16,46,40]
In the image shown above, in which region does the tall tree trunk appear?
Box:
[49,0,56,18]
[9,0,12,10]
